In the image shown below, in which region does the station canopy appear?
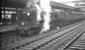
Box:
[1,0,77,10]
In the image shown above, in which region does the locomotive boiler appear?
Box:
[51,9,85,28]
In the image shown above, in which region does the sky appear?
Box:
[51,0,75,7]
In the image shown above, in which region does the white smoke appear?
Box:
[26,0,51,34]
[39,0,51,33]
[35,4,42,22]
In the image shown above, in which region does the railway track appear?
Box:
[0,21,85,50]
[34,22,85,50]
[11,21,85,50]
[64,32,85,50]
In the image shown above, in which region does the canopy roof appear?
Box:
[1,0,80,11]
[51,1,76,10]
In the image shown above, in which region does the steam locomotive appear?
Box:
[16,7,85,36]
[16,8,43,36]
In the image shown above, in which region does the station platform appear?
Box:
[0,24,18,32]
